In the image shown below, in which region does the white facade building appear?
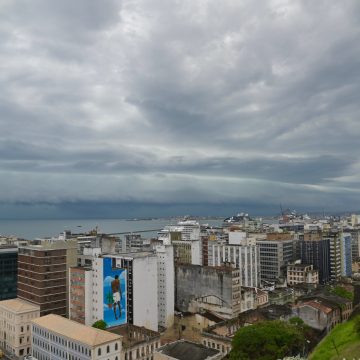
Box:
[90,253,158,332]
[177,220,200,241]
[208,244,260,288]
[155,244,174,328]
[32,314,122,360]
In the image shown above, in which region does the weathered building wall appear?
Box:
[175,265,233,313]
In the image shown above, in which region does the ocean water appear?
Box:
[0,218,223,240]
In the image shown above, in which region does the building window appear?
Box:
[98,348,101,356]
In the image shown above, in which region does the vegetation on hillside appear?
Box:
[310,315,360,360]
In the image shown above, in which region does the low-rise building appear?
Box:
[31,314,122,360]
[292,294,353,332]
[0,298,40,358]
[108,323,160,360]
[287,263,319,285]
[292,300,339,332]
[201,304,291,356]
[154,340,222,360]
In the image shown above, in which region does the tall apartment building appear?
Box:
[299,231,330,284]
[160,220,200,242]
[257,233,294,282]
[172,239,202,265]
[17,240,77,316]
[341,233,352,277]
[208,244,260,287]
[0,298,40,358]
[69,267,93,325]
[100,253,158,331]
[176,220,200,241]
[155,244,174,328]
[32,314,122,360]
[70,252,159,331]
[0,246,18,300]
[327,232,342,281]
[347,228,360,261]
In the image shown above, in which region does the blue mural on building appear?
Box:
[103,257,127,327]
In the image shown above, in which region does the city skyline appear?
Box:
[1,1,360,219]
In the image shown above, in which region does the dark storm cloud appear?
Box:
[1,0,360,217]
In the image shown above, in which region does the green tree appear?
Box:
[289,317,304,326]
[330,286,354,301]
[92,319,107,330]
[229,320,305,360]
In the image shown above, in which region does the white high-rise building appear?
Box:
[70,252,159,332]
[208,244,260,288]
[156,244,174,328]
[160,220,200,242]
[94,253,158,331]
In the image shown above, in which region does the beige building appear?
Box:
[0,298,40,358]
[287,263,319,285]
[32,314,122,360]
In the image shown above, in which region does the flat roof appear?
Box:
[103,251,156,259]
[0,298,39,313]
[157,340,219,360]
[32,314,121,347]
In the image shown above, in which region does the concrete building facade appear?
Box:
[83,253,158,331]
[208,244,260,288]
[257,234,294,282]
[287,263,319,285]
[175,264,241,319]
[155,244,174,328]
[69,267,92,325]
[341,233,352,277]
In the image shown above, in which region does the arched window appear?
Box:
[115,343,118,351]
[107,345,110,353]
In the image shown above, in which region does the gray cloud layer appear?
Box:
[1,0,360,217]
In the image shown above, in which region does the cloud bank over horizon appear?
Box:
[1,0,360,218]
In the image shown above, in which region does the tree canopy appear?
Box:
[92,319,108,330]
[229,320,305,360]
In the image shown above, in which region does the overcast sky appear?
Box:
[1,0,360,218]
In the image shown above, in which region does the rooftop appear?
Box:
[156,340,219,360]
[103,251,156,259]
[0,298,40,313]
[108,324,160,349]
[297,300,333,314]
[32,314,122,347]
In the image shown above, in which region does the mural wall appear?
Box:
[103,257,127,327]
